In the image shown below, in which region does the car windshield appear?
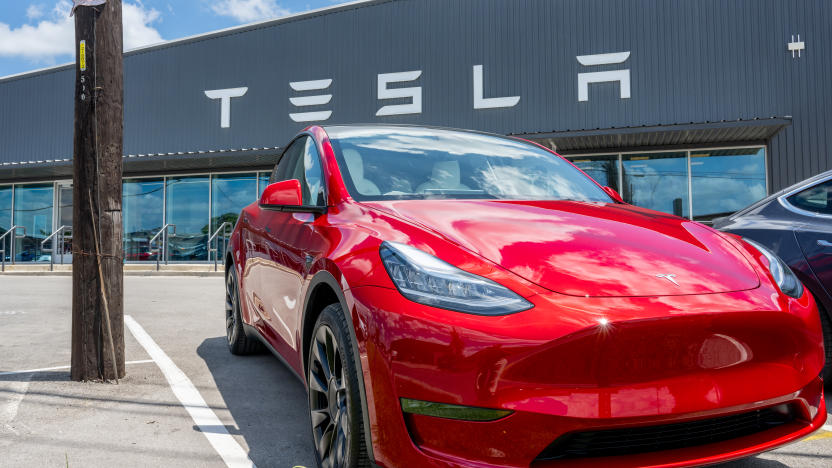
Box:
[326,126,612,202]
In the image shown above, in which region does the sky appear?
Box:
[0,0,344,78]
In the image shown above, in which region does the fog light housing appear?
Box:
[400,398,512,421]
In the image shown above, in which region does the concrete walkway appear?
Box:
[0,264,223,276]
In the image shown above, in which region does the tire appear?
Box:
[820,306,832,386]
[225,267,263,355]
[307,303,370,468]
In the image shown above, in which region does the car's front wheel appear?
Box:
[308,303,369,468]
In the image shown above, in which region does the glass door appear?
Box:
[0,185,11,262]
[123,178,164,261]
[13,183,54,262]
[54,181,73,264]
[166,176,209,261]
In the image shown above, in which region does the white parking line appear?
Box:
[0,360,154,377]
[124,315,256,468]
[0,374,31,434]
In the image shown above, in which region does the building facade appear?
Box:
[0,0,830,262]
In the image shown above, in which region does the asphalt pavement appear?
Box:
[0,276,830,467]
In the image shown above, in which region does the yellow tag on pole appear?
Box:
[79,40,86,71]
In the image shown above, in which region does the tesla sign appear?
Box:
[204,52,631,128]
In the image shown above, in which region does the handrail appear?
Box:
[207,222,232,272]
[149,224,176,271]
[41,225,71,271]
[0,226,26,272]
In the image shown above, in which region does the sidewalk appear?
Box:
[0,264,223,276]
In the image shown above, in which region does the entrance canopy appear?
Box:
[523,117,791,153]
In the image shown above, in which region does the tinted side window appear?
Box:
[788,180,832,215]
[301,138,326,206]
[270,139,304,184]
[273,137,326,206]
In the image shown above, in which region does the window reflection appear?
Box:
[568,155,620,192]
[691,148,766,221]
[13,183,54,262]
[123,178,164,261]
[211,174,257,256]
[166,176,209,261]
[258,172,270,198]
[622,152,689,217]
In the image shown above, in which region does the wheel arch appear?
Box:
[301,269,376,464]
[225,251,234,274]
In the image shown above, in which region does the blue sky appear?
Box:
[0,0,343,78]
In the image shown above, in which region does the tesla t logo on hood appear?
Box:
[655,274,680,286]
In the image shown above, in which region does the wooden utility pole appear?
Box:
[71,0,125,381]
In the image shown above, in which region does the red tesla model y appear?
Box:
[224,125,825,468]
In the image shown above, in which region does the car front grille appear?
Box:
[535,406,794,461]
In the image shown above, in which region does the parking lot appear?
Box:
[1,276,830,467]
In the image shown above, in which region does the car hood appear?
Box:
[365,200,760,297]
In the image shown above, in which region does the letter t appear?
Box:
[204,87,248,128]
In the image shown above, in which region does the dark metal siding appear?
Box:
[0,0,830,191]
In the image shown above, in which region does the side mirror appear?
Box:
[603,186,624,203]
[259,179,326,214]
[260,179,302,207]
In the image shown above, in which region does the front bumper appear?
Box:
[348,284,826,468]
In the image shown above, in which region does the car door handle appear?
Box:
[818,240,832,247]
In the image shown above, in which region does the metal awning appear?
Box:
[519,117,791,153]
[0,147,281,183]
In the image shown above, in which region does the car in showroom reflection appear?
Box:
[224,125,825,468]
[715,169,832,383]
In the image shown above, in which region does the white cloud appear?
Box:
[123,1,163,50]
[0,1,163,64]
[26,4,45,20]
[211,0,290,23]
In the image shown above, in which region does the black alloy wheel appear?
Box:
[225,271,237,344]
[308,304,369,468]
[225,268,262,355]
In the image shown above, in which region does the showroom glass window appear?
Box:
[788,179,832,215]
[166,176,209,261]
[123,178,164,261]
[211,173,257,246]
[569,155,620,192]
[0,185,11,261]
[691,148,766,221]
[622,152,689,217]
[13,183,54,262]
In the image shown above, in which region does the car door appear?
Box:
[789,179,832,295]
[253,136,328,366]
[242,139,304,336]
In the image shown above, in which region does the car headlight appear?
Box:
[743,238,804,299]
[379,241,532,315]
